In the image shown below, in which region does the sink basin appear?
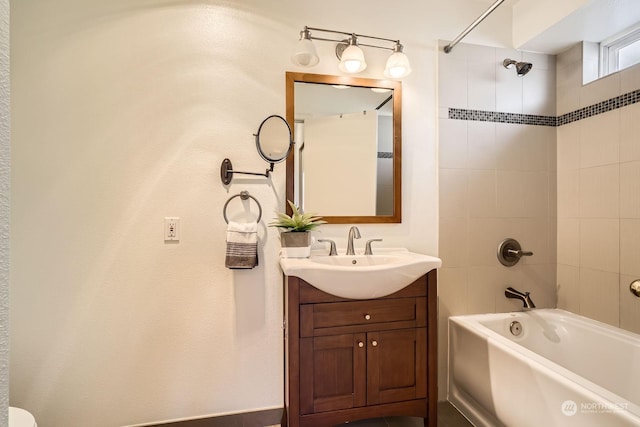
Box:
[279,248,442,299]
[309,255,398,267]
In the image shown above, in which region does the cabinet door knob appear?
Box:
[371,340,378,347]
[357,341,364,348]
[364,314,371,320]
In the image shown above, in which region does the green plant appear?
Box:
[270,200,326,232]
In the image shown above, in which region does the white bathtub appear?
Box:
[448,309,640,427]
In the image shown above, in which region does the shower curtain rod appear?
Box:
[443,0,506,53]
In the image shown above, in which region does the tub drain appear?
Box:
[510,321,523,336]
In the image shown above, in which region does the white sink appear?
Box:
[279,248,442,299]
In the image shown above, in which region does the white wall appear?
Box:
[9,0,517,425]
[1,0,9,425]
[438,42,558,400]
[556,43,640,331]
[512,0,589,49]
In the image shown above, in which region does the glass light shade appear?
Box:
[338,45,367,73]
[383,51,411,78]
[291,38,319,67]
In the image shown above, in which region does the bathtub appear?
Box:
[448,309,640,427]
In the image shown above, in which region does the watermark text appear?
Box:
[561,400,629,416]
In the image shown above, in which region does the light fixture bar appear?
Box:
[303,26,400,52]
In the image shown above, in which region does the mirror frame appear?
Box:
[285,72,402,223]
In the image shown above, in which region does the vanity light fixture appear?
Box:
[291,27,319,67]
[291,26,412,79]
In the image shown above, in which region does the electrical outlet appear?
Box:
[164,217,180,241]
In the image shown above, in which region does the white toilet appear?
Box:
[9,407,37,427]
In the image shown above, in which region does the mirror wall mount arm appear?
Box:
[220,158,274,185]
[443,0,505,53]
[220,115,293,186]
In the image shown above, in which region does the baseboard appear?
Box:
[151,407,283,427]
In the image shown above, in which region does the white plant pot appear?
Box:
[280,231,311,258]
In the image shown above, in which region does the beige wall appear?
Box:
[556,43,640,331]
[438,42,558,400]
[1,0,9,424]
[9,0,517,425]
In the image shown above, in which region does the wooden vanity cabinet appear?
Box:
[284,269,437,427]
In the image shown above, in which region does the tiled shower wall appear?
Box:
[437,42,557,400]
[556,43,640,332]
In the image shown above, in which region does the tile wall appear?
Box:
[556,43,640,332]
[439,40,640,401]
[437,42,558,400]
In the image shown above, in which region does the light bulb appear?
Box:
[384,48,411,79]
[343,59,362,73]
[338,44,367,74]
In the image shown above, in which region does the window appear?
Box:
[600,24,640,77]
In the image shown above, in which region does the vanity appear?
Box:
[281,72,439,425]
[283,270,437,427]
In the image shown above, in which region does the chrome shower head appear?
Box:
[516,61,532,76]
[503,58,532,76]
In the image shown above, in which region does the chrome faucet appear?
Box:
[346,226,361,255]
[505,287,536,309]
[317,239,337,256]
[364,238,383,255]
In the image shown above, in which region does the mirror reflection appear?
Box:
[286,72,401,223]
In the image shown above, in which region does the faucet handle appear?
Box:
[364,239,383,255]
[498,238,533,266]
[317,239,337,256]
[507,249,533,257]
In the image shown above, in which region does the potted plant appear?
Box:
[270,200,326,258]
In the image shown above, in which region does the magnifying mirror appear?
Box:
[255,115,293,163]
[220,114,293,185]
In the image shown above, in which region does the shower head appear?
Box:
[503,58,532,76]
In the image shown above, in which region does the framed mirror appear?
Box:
[285,72,401,223]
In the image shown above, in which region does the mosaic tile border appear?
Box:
[557,88,640,125]
[449,108,555,126]
[448,88,640,127]
[378,152,393,159]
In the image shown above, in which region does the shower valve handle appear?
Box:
[498,238,533,267]
[507,249,533,258]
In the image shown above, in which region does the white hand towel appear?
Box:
[225,221,258,269]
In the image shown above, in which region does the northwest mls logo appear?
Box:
[561,399,629,416]
[561,400,578,416]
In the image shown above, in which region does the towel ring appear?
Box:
[223,191,262,224]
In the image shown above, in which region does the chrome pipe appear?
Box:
[444,0,506,54]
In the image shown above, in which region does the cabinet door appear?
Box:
[367,328,427,405]
[300,333,367,414]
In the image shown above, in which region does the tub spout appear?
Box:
[505,286,536,309]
